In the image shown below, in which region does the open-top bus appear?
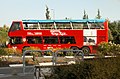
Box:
[7,19,108,54]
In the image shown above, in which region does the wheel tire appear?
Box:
[82,47,90,55]
[70,47,79,54]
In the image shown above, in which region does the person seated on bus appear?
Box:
[61,39,65,44]
[32,38,36,44]
[88,38,95,45]
[91,26,96,29]
[83,24,89,29]
[95,23,104,29]
[68,42,70,44]
[27,38,36,44]
[50,25,55,29]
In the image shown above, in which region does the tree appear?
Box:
[108,29,113,41]
[0,25,9,45]
[96,9,101,19]
[45,5,51,20]
[117,21,120,33]
[83,10,88,19]
[108,21,120,44]
[3,25,9,32]
[86,15,89,19]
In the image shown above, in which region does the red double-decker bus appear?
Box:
[7,19,108,54]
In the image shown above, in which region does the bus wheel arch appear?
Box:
[81,46,91,55]
[70,46,80,54]
[70,46,80,50]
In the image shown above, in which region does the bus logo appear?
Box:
[27,32,42,35]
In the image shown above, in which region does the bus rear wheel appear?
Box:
[82,47,90,55]
[70,47,80,54]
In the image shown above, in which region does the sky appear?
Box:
[0,0,120,26]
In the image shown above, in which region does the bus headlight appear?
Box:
[23,38,26,42]
[12,46,17,49]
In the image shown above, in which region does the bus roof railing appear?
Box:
[22,19,106,23]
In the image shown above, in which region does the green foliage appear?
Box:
[49,63,93,79]
[0,47,21,56]
[23,46,41,56]
[83,10,88,19]
[96,9,101,19]
[108,29,113,41]
[0,48,6,56]
[108,21,120,44]
[46,5,51,20]
[0,25,9,44]
[45,57,120,79]
[4,48,15,56]
[91,57,120,79]
[97,42,120,56]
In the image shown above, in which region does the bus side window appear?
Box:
[61,38,65,44]
[9,37,14,44]
[43,36,58,44]
[83,23,88,29]
[26,36,42,44]
[23,23,28,29]
[90,23,95,29]
[9,37,22,44]
[60,36,76,44]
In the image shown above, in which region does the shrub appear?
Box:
[97,42,120,56]
[0,48,22,56]
[4,48,16,56]
[0,48,6,56]
[50,48,75,56]
[14,49,22,56]
[23,46,41,56]
[45,57,120,79]
[91,57,120,79]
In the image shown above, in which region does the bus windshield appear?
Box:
[9,22,21,32]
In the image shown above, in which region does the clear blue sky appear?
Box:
[0,0,120,26]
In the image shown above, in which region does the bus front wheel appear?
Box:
[82,47,90,55]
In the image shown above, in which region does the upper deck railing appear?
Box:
[22,19,106,23]
[22,19,106,30]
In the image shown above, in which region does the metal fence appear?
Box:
[22,49,83,78]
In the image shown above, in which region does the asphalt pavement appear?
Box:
[0,66,35,79]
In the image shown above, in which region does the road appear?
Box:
[0,66,34,79]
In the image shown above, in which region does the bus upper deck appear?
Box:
[9,19,107,32]
[22,19,106,30]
